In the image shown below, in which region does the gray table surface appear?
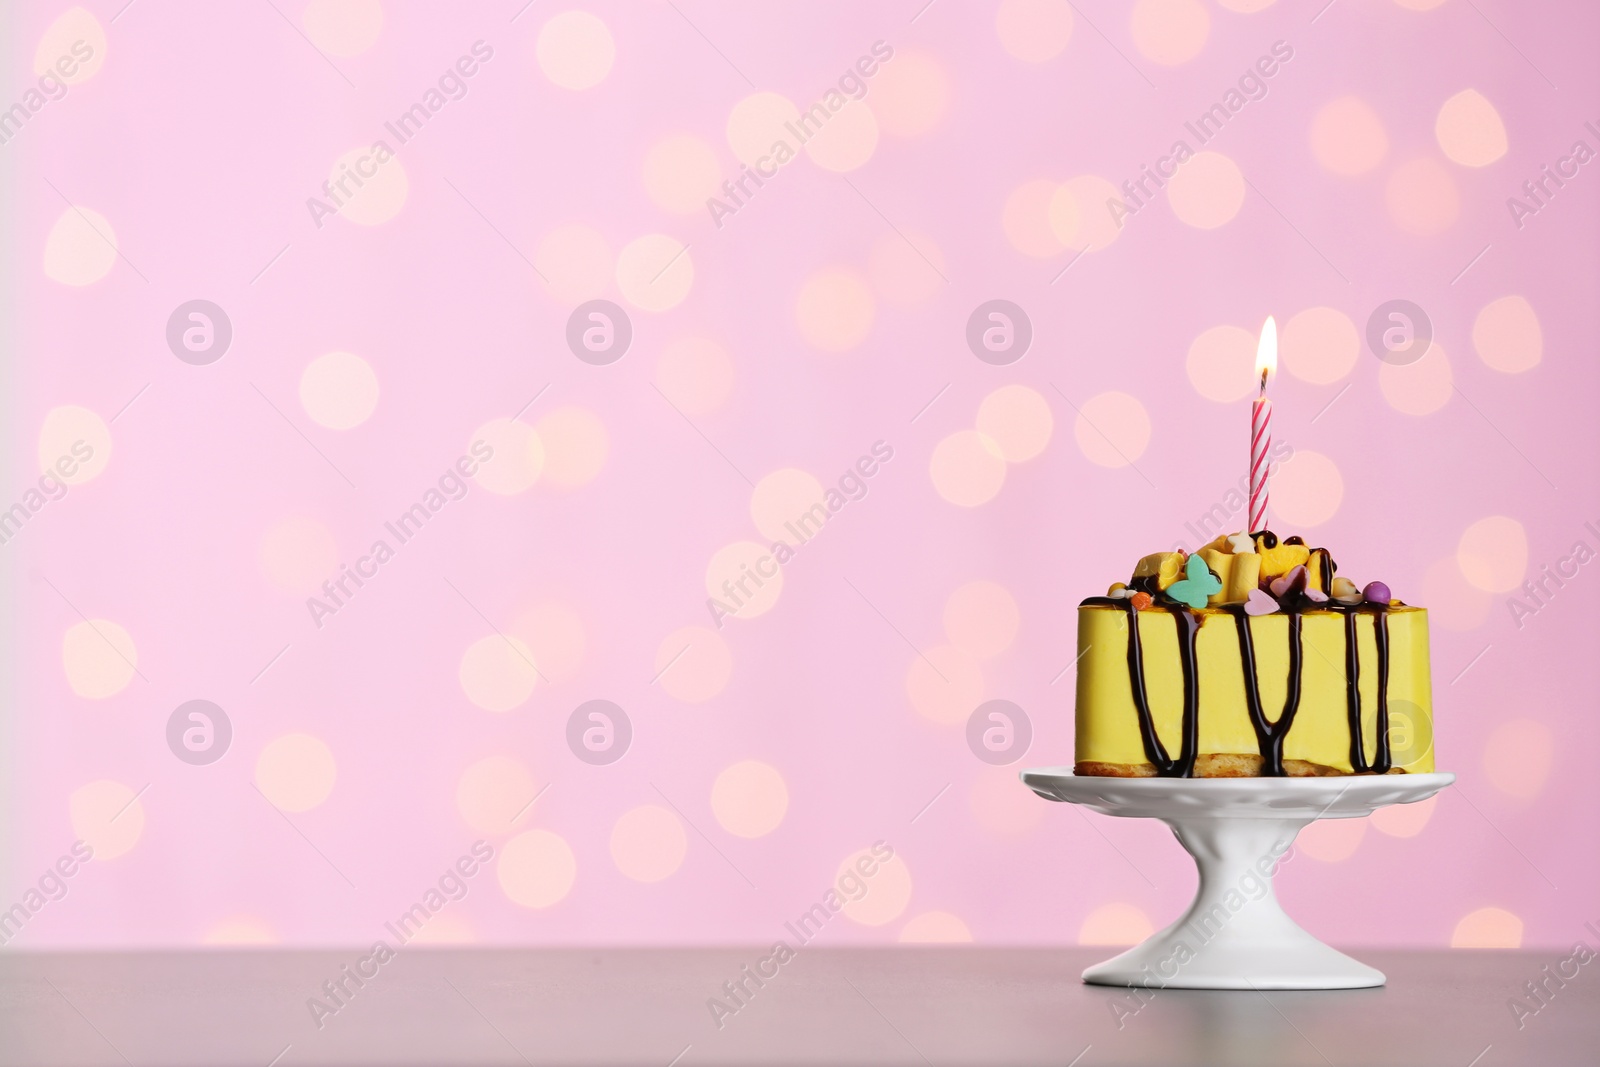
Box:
[0,948,1591,1066]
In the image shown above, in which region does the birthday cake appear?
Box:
[1074,531,1433,777]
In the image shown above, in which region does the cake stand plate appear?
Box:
[1020,769,1455,990]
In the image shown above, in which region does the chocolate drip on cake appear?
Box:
[1228,607,1302,776]
[1339,604,1392,773]
[1110,599,1199,777]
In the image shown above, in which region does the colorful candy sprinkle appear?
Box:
[1363,581,1391,605]
[1166,554,1223,609]
[1269,564,1307,599]
[1244,588,1279,616]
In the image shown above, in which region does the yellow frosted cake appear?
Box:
[1075,531,1433,778]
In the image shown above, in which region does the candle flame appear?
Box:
[1255,316,1277,385]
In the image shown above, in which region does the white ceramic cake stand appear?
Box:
[1020,769,1454,990]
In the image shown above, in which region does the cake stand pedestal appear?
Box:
[1020,770,1454,990]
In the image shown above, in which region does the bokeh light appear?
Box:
[37,405,111,484]
[259,516,338,595]
[61,620,137,699]
[255,733,337,813]
[794,268,875,352]
[1450,907,1523,949]
[470,418,545,495]
[975,385,1053,462]
[1130,0,1209,65]
[1385,157,1460,236]
[1472,295,1542,374]
[804,100,879,172]
[302,0,383,56]
[642,134,722,215]
[656,336,735,415]
[499,829,577,908]
[1456,515,1527,593]
[1073,392,1151,468]
[1282,307,1360,385]
[327,147,408,226]
[1310,97,1388,176]
[611,805,687,882]
[616,234,694,311]
[943,581,1021,660]
[1166,151,1245,228]
[458,634,540,712]
[1269,449,1343,527]
[43,207,118,286]
[872,50,951,137]
[1436,89,1508,167]
[905,644,984,724]
[456,755,539,836]
[1186,324,1258,402]
[534,408,608,488]
[995,0,1074,63]
[705,541,784,619]
[300,351,379,430]
[751,469,825,543]
[710,760,789,838]
[929,431,1007,506]
[537,11,615,90]
[899,911,973,943]
[654,625,732,702]
[1482,719,1553,800]
[69,780,144,861]
[1078,903,1154,946]
[838,848,913,926]
[1378,342,1452,415]
[1294,816,1366,862]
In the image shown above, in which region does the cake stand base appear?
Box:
[1020,770,1455,990]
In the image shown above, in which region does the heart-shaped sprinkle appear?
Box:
[1269,564,1307,599]
[1166,553,1224,609]
[1304,587,1329,603]
[1245,588,1279,616]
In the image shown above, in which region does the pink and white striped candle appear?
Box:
[1249,317,1278,534]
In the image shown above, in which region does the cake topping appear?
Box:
[1167,554,1224,609]
[1243,588,1279,616]
[1095,531,1399,614]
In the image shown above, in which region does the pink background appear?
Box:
[4,0,1597,951]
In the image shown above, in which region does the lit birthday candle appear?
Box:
[1249,317,1277,534]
